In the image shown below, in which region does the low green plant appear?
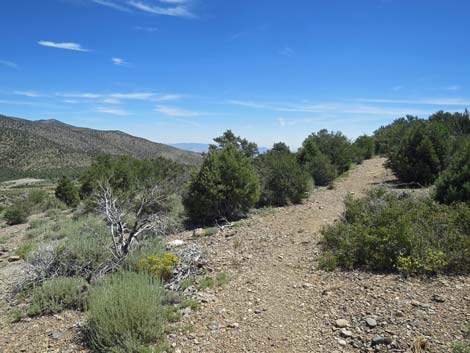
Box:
[137,253,179,281]
[85,271,165,353]
[320,189,470,275]
[15,242,36,259]
[27,277,87,316]
[434,141,470,204]
[10,308,25,323]
[199,272,228,289]
[4,202,30,225]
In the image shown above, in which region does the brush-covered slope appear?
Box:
[0,114,201,181]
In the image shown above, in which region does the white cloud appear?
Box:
[156,105,203,117]
[229,99,433,116]
[57,92,102,98]
[278,117,286,127]
[112,57,130,66]
[96,107,131,116]
[135,26,159,32]
[14,90,41,97]
[110,92,155,100]
[38,41,90,52]
[102,98,122,104]
[128,1,194,17]
[352,97,470,106]
[92,0,132,12]
[156,94,183,101]
[446,85,461,91]
[280,47,294,57]
[0,60,18,69]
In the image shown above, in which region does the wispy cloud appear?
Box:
[135,26,159,32]
[57,92,102,99]
[280,47,294,57]
[445,85,461,91]
[38,41,90,52]
[278,117,286,127]
[102,98,122,104]
[156,105,203,117]
[128,1,195,17]
[92,0,132,12]
[14,90,41,97]
[0,60,18,69]
[112,57,130,66]
[96,107,131,116]
[229,99,433,116]
[351,97,470,106]
[56,91,182,102]
[156,94,183,101]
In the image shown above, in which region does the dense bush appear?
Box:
[320,189,470,275]
[4,202,30,225]
[307,129,354,174]
[256,143,312,206]
[435,141,470,204]
[304,153,337,186]
[27,277,87,316]
[297,129,354,185]
[353,135,375,163]
[55,176,80,207]
[86,271,165,353]
[374,116,419,155]
[79,155,189,199]
[183,144,260,224]
[386,122,449,185]
[212,129,259,158]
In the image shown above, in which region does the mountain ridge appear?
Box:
[0,114,202,181]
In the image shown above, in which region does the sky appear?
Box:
[1,0,469,148]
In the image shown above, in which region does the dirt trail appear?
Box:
[170,158,470,353]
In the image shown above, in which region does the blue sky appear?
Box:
[1,0,469,148]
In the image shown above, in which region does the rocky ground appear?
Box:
[167,158,470,353]
[0,158,469,352]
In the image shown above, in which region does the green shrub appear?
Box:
[27,216,112,280]
[27,189,48,205]
[27,277,87,316]
[85,271,165,353]
[320,189,470,275]
[386,122,449,185]
[137,253,179,281]
[4,202,30,225]
[353,135,375,163]
[305,153,337,186]
[256,143,312,206]
[55,176,80,207]
[183,144,260,224]
[435,141,470,204]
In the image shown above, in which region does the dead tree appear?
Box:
[95,181,171,260]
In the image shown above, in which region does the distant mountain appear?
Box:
[170,143,210,153]
[0,114,202,181]
[171,143,269,154]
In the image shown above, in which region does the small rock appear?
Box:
[8,255,21,262]
[431,294,446,303]
[372,336,385,345]
[302,283,313,289]
[227,322,239,329]
[335,319,349,328]
[340,329,354,338]
[338,340,347,346]
[168,239,185,247]
[51,331,64,340]
[366,318,377,328]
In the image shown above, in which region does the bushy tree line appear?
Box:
[375,110,470,203]
[184,129,372,224]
